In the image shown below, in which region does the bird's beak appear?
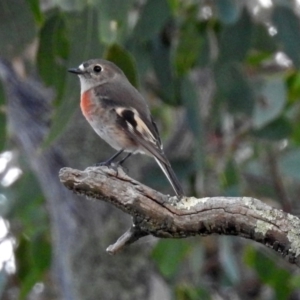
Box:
[68,67,84,75]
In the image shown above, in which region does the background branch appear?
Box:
[59,166,300,267]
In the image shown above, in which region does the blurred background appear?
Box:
[1,0,300,299]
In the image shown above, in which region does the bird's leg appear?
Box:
[114,153,132,173]
[94,149,124,167]
[117,153,132,166]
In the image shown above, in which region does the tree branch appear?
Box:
[59,166,300,267]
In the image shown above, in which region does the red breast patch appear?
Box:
[80,90,93,120]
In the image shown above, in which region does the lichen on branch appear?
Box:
[59,166,300,267]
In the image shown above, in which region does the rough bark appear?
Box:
[59,166,300,267]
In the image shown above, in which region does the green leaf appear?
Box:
[26,0,44,25]
[16,236,47,299]
[126,38,152,76]
[252,23,277,53]
[180,77,201,137]
[291,115,300,144]
[246,51,273,67]
[176,284,211,300]
[15,236,31,282]
[218,8,253,63]
[175,16,203,75]
[286,71,300,103]
[215,0,241,24]
[0,0,36,58]
[252,117,292,140]
[181,76,204,171]
[37,11,69,104]
[16,232,51,299]
[151,37,179,105]
[105,44,138,87]
[215,63,254,115]
[31,233,51,273]
[272,6,300,68]
[221,159,239,190]
[279,149,300,180]
[96,0,135,44]
[290,275,300,289]
[66,7,103,63]
[252,77,286,128]
[197,29,212,68]
[133,0,171,41]
[152,239,191,279]
[43,8,102,147]
[244,246,293,299]
[11,171,45,226]
[167,0,180,14]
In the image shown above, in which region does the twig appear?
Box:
[106,225,149,254]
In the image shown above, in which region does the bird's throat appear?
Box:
[80,90,93,120]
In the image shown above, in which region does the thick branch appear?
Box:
[59,166,300,267]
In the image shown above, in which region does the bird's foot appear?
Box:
[94,161,111,167]
[117,162,128,173]
[94,161,129,176]
[94,160,118,171]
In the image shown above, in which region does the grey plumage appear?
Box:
[69,59,184,197]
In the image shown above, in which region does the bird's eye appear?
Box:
[93,65,102,73]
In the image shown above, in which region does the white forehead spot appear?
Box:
[79,64,84,71]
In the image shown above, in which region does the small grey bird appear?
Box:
[68,59,184,197]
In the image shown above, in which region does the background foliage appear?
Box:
[1,0,300,299]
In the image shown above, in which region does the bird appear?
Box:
[68,59,184,198]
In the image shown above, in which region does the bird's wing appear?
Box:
[114,107,170,166]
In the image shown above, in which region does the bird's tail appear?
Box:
[154,157,184,198]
